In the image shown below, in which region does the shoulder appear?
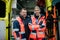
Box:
[26,16,31,21]
[13,20,19,25]
[26,15,30,18]
[30,15,35,19]
[41,14,45,16]
[26,15,32,23]
[13,20,20,28]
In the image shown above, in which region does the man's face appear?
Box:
[34,6,40,16]
[20,9,27,18]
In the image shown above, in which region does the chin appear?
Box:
[24,16,26,18]
[36,14,39,16]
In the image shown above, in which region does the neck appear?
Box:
[36,14,40,16]
[35,14,41,19]
[19,15,26,19]
[24,17,26,19]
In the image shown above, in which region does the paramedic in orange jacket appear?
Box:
[28,6,46,40]
[12,8,30,40]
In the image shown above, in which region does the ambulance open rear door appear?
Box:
[0,0,12,40]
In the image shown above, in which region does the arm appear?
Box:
[28,23,40,30]
[28,18,40,30]
[39,16,46,31]
[12,20,20,40]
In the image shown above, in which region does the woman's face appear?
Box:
[34,6,41,16]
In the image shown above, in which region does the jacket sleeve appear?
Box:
[28,16,46,31]
[39,16,46,31]
[28,24,40,30]
[13,20,20,38]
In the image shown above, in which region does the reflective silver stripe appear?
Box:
[19,32,25,34]
[32,25,34,30]
[36,19,39,24]
[29,23,32,25]
[31,32,36,35]
[13,29,19,31]
[42,24,45,26]
[21,38,26,40]
[39,32,44,34]
[16,37,20,40]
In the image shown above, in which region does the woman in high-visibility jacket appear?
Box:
[12,8,30,40]
[28,6,46,40]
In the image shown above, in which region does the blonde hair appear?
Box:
[34,6,40,10]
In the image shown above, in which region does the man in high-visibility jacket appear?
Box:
[12,8,30,40]
[28,6,46,40]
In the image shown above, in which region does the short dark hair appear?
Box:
[20,8,27,12]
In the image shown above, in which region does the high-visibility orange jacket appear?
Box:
[13,16,26,40]
[28,15,46,39]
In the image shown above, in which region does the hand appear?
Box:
[39,21,43,25]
